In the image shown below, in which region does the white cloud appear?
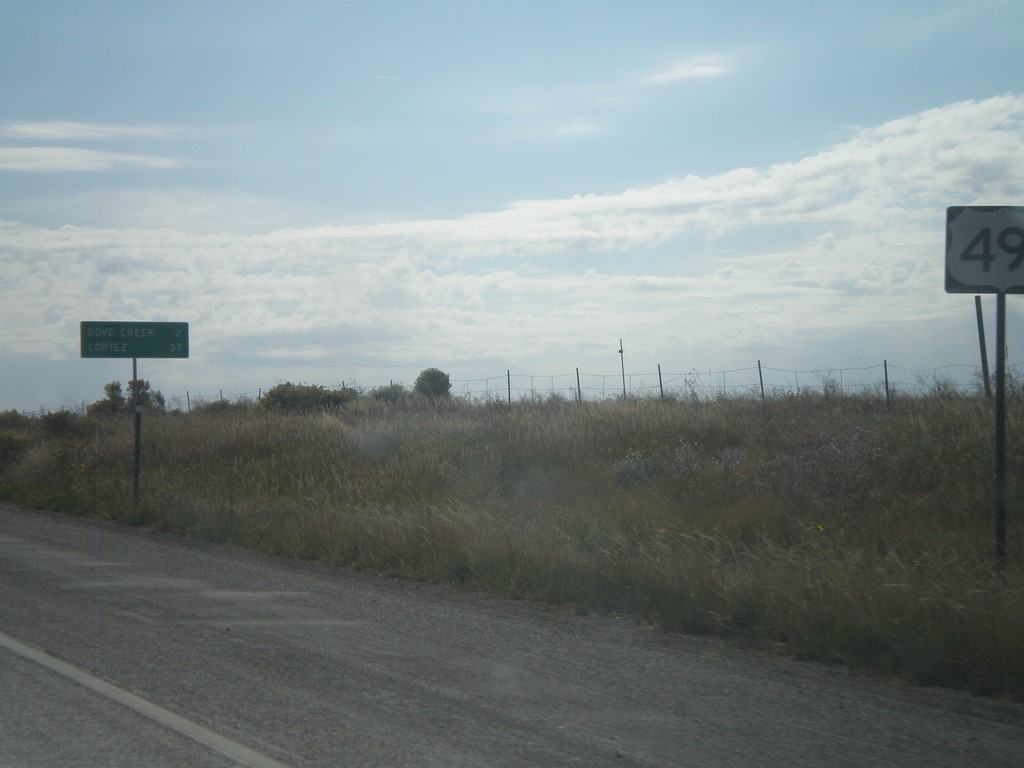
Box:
[488,52,736,140]
[11,188,316,233]
[0,120,185,173]
[643,54,734,85]
[8,96,1022,253]
[0,147,180,173]
[0,121,184,141]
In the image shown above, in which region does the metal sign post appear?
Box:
[946,207,1023,565]
[995,293,1007,562]
[133,357,142,501]
[975,295,992,399]
[80,321,189,502]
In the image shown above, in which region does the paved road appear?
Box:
[1,504,1022,767]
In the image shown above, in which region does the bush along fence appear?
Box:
[13,360,1023,418]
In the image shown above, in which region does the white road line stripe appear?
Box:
[0,629,291,768]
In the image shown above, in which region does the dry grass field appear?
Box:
[2,386,1022,698]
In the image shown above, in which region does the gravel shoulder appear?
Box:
[2,504,1022,767]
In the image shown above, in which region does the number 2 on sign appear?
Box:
[961,226,1024,272]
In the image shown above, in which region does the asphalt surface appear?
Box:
[1,503,1022,767]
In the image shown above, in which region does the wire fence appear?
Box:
[14,360,1022,417]
[161,360,1023,412]
[450,362,1022,402]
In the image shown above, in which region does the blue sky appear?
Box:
[2,1,1024,411]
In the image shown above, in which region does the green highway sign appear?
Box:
[80,321,189,359]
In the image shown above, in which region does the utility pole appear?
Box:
[619,339,626,398]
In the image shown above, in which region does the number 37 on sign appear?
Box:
[946,206,1024,294]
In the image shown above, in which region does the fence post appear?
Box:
[619,339,626,398]
[576,368,582,404]
[658,364,664,400]
[507,370,511,405]
[883,360,890,406]
[757,360,766,402]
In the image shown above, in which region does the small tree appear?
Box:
[88,382,127,415]
[128,379,165,413]
[414,368,451,400]
[87,380,165,416]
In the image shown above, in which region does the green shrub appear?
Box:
[370,383,408,405]
[190,397,256,415]
[261,382,358,411]
[0,429,28,468]
[0,410,31,432]
[41,410,87,439]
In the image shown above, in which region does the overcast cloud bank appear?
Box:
[2,95,1023,410]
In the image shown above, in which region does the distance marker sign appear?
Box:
[946,206,1024,294]
[80,321,189,358]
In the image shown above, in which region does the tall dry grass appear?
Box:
[2,389,1022,697]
